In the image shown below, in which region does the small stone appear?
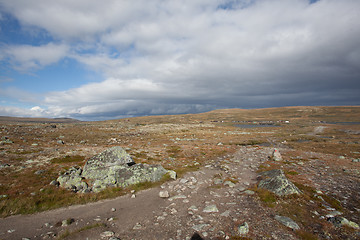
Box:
[168,170,177,180]
[272,148,283,161]
[61,218,74,227]
[238,222,249,235]
[275,215,300,230]
[34,170,45,175]
[133,223,142,230]
[49,180,59,186]
[192,224,209,232]
[352,159,360,163]
[203,205,219,213]
[221,210,231,217]
[7,229,15,233]
[111,208,116,212]
[168,195,187,201]
[180,178,188,184]
[100,231,115,238]
[131,194,136,198]
[188,205,198,211]
[109,237,121,240]
[213,178,223,185]
[244,190,255,195]
[328,216,359,229]
[224,181,236,188]
[159,190,170,198]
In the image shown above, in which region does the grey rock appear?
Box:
[0,163,10,169]
[221,210,231,217]
[328,216,359,229]
[159,190,170,198]
[61,218,74,227]
[224,181,236,188]
[57,167,87,192]
[109,237,121,240]
[168,170,177,180]
[274,215,300,230]
[133,223,142,230]
[192,224,209,232]
[352,159,360,163]
[258,169,301,196]
[100,231,115,238]
[213,178,223,185]
[168,195,187,201]
[203,204,219,213]
[244,190,255,195]
[238,222,249,235]
[272,148,283,161]
[49,180,59,186]
[34,170,45,175]
[57,147,171,193]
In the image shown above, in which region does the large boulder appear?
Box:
[258,169,301,196]
[57,147,173,193]
[57,167,89,192]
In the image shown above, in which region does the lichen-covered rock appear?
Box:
[82,146,134,176]
[56,147,173,193]
[57,167,88,192]
[275,215,300,230]
[258,169,301,196]
[328,216,359,229]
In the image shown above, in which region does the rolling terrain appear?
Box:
[0,106,359,239]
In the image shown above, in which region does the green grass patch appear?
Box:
[253,187,278,208]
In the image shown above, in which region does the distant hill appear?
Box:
[0,116,80,123]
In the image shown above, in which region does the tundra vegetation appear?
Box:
[0,106,359,239]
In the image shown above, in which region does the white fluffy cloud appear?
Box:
[3,43,69,71]
[0,0,359,119]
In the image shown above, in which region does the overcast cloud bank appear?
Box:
[0,0,359,120]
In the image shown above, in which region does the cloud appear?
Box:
[2,42,69,71]
[0,0,359,120]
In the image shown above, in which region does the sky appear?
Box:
[0,0,359,121]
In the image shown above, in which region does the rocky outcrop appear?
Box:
[56,146,175,193]
[258,169,301,196]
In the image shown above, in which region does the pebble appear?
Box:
[238,222,249,235]
[133,223,142,230]
[168,195,187,201]
[159,190,170,198]
[243,190,255,195]
[203,205,219,213]
[221,210,231,217]
[100,231,115,238]
[224,181,236,188]
[111,208,116,212]
[192,224,209,232]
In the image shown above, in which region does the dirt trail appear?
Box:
[1,146,299,240]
